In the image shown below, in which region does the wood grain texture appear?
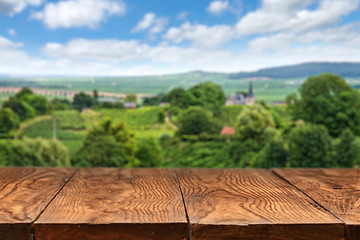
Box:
[34,168,188,240]
[178,168,345,240]
[0,167,75,240]
[273,168,360,240]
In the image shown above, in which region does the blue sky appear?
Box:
[0,0,360,76]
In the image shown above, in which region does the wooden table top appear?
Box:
[0,168,358,240]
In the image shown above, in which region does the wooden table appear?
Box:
[0,168,357,240]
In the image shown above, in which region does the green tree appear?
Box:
[0,108,20,136]
[335,128,356,167]
[51,98,71,111]
[23,138,70,167]
[15,87,33,99]
[73,92,96,111]
[188,82,226,114]
[168,88,192,108]
[124,94,137,102]
[93,89,99,100]
[178,107,222,135]
[136,137,163,167]
[288,123,333,167]
[71,135,126,167]
[143,97,161,106]
[158,110,165,123]
[3,98,35,121]
[24,95,50,115]
[234,104,275,143]
[72,118,139,167]
[251,139,288,168]
[0,138,69,167]
[287,73,360,136]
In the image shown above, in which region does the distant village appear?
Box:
[0,82,260,109]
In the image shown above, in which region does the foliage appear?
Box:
[3,97,35,121]
[23,94,50,115]
[218,105,244,126]
[0,108,20,136]
[16,115,85,140]
[101,107,164,130]
[158,110,165,123]
[72,118,139,167]
[99,102,124,109]
[136,137,163,167]
[251,139,288,168]
[161,139,260,168]
[143,97,161,106]
[53,110,85,130]
[188,82,226,113]
[0,138,69,167]
[23,138,70,167]
[51,98,71,111]
[168,88,193,109]
[15,87,33,99]
[177,107,222,135]
[71,135,126,167]
[124,94,137,102]
[335,128,356,167]
[234,104,275,143]
[73,92,96,111]
[288,73,360,136]
[288,123,333,167]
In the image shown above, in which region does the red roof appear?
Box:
[220,126,235,135]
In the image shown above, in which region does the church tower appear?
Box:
[245,81,255,105]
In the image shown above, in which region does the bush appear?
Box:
[335,128,356,167]
[178,107,222,135]
[136,137,163,167]
[72,118,139,167]
[0,138,69,167]
[0,108,20,137]
[234,104,275,143]
[288,123,333,167]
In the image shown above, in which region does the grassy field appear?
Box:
[100,107,165,130]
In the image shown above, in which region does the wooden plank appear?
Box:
[0,167,76,240]
[34,168,188,240]
[273,168,360,240]
[178,168,345,240]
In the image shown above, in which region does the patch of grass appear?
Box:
[101,106,165,130]
[61,140,83,156]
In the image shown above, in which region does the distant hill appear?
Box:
[229,62,360,79]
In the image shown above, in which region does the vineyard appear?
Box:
[53,110,85,130]
[16,115,85,140]
[218,105,244,126]
[101,107,164,130]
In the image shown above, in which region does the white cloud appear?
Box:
[8,28,16,36]
[31,0,126,29]
[0,0,42,16]
[1,32,360,76]
[163,22,233,48]
[132,13,156,32]
[132,12,168,34]
[177,11,188,20]
[235,0,360,36]
[206,0,229,15]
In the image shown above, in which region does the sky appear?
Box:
[0,0,360,76]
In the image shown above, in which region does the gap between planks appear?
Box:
[31,168,79,240]
[271,168,348,239]
[175,170,192,240]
